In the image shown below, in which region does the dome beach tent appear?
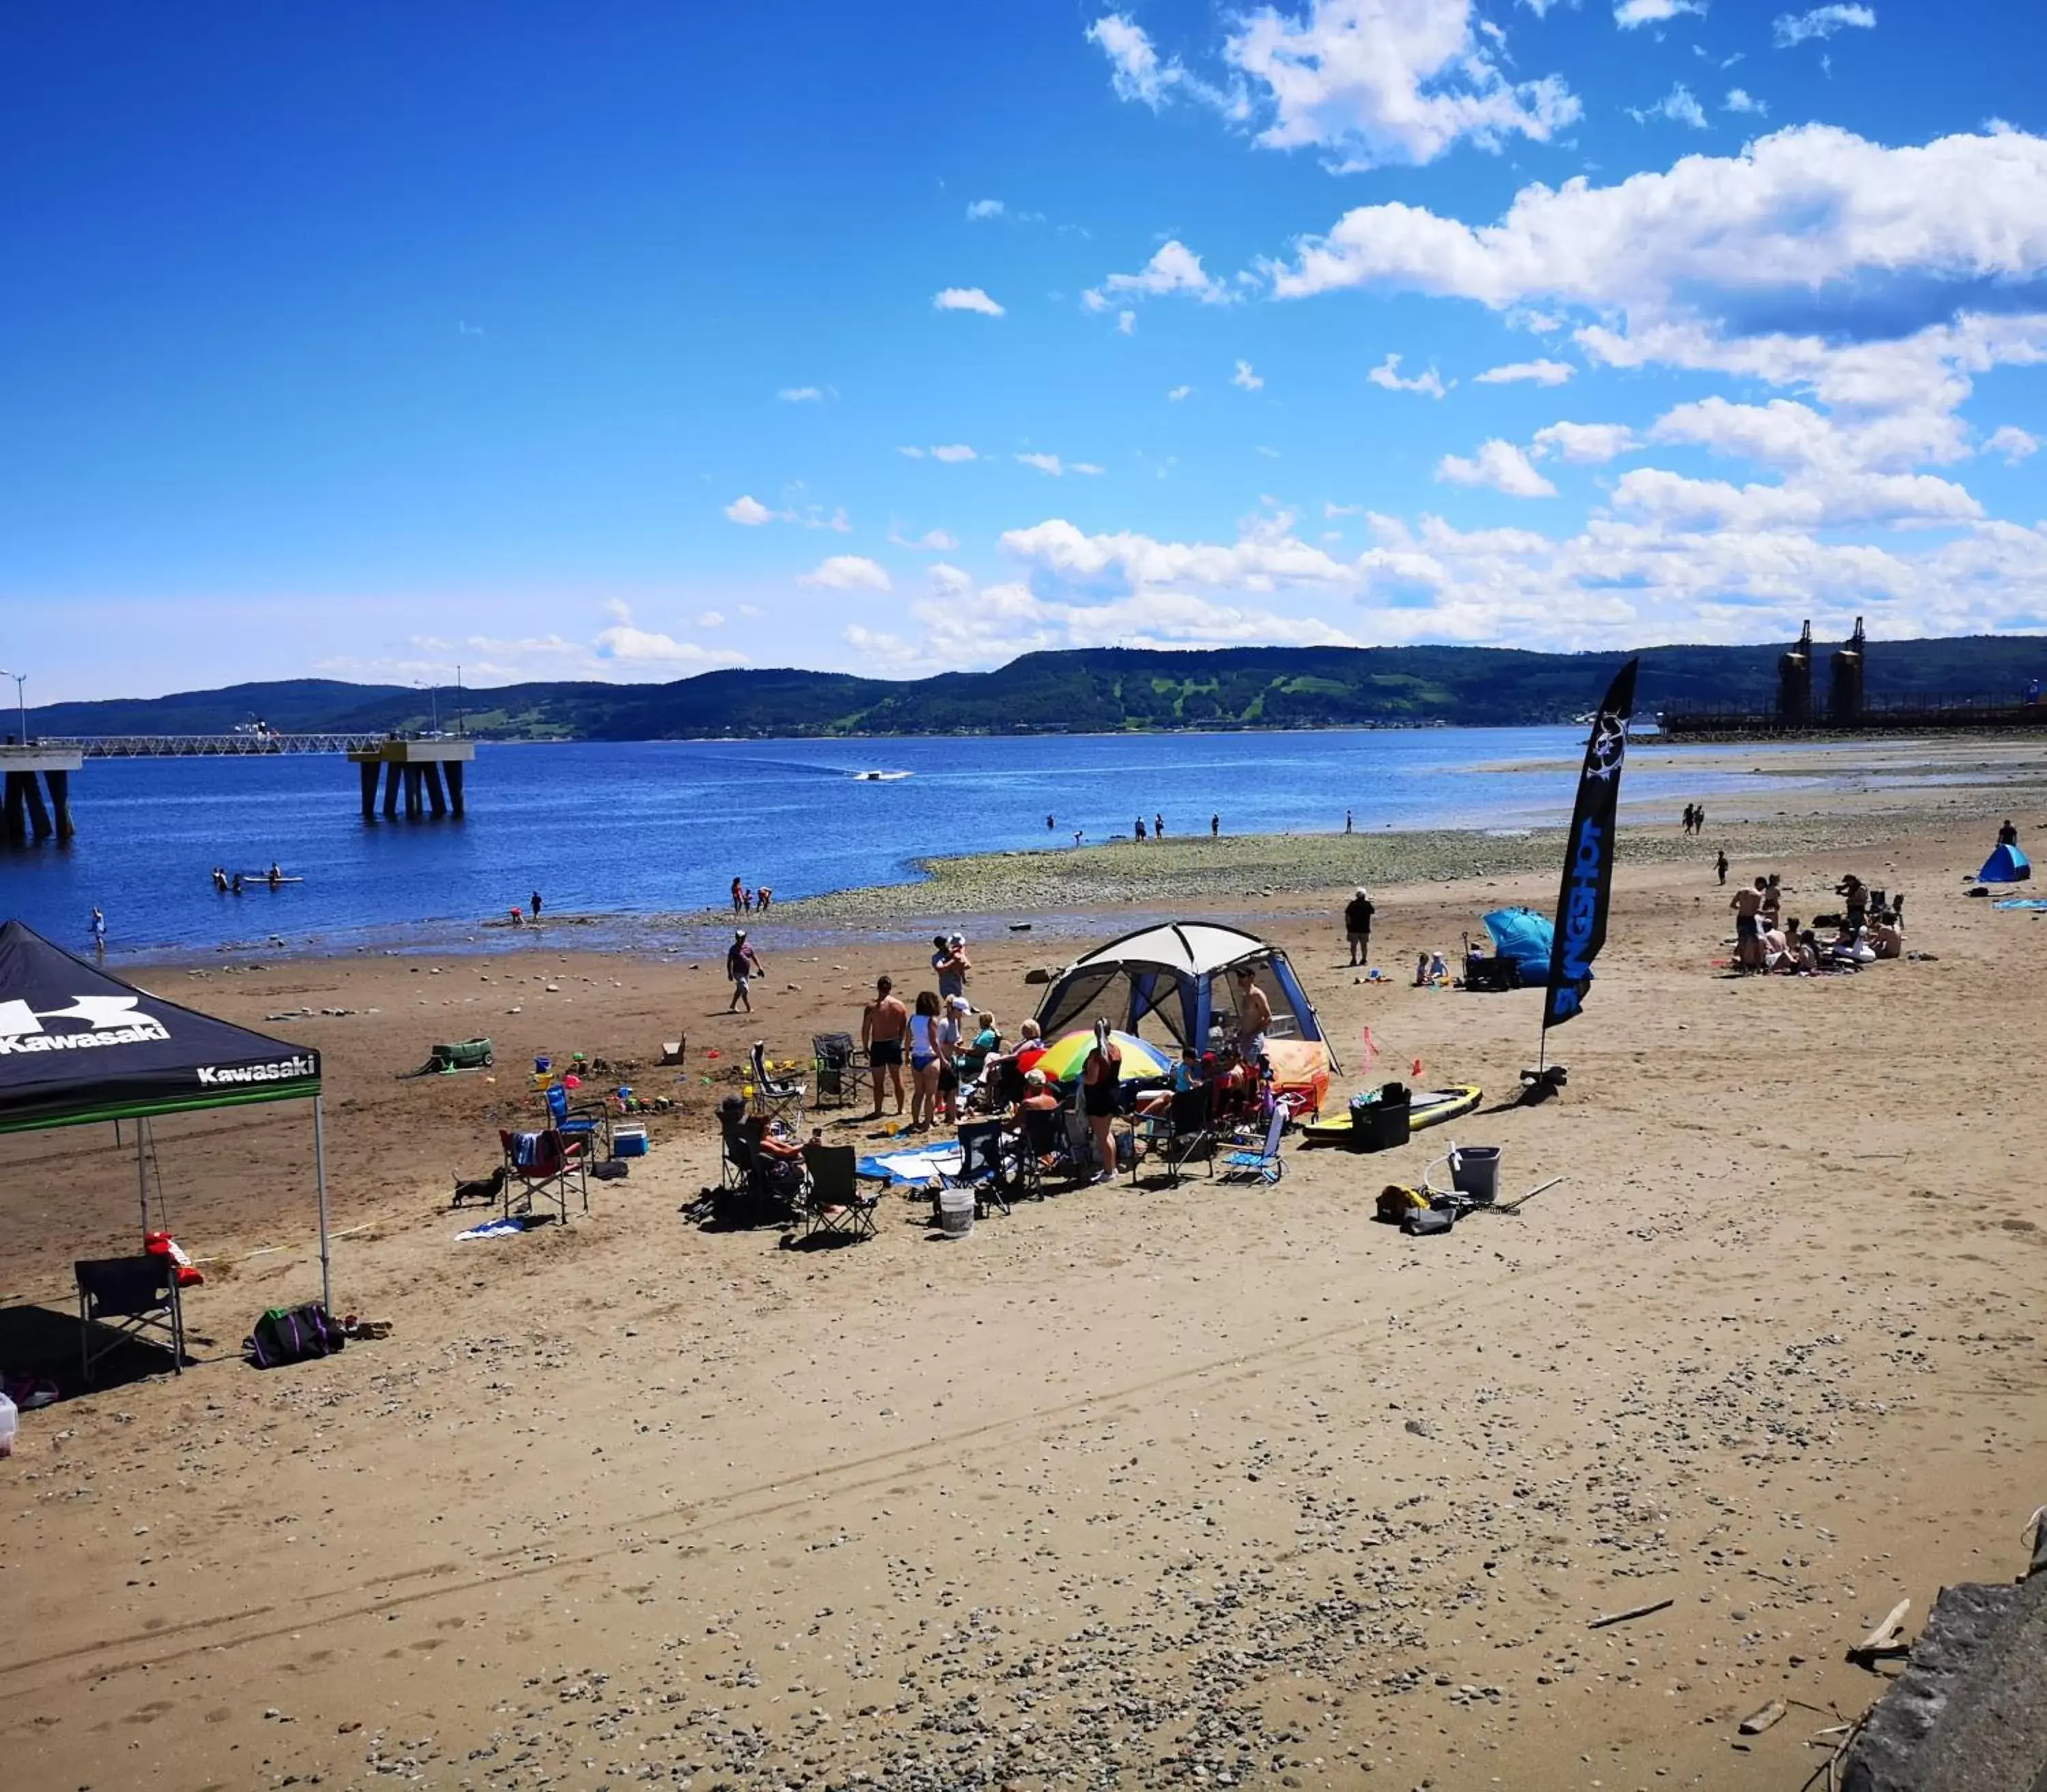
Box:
[0,919,334,1311]
[1032,922,1339,1104]
[1977,842,2031,884]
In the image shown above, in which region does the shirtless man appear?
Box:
[862,974,910,1118]
[1731,876,1766,971]
[1232,965,1273,1064]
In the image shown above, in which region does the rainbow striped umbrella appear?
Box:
[1032,1028,1175,1085]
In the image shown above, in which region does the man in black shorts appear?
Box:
[862,975,910,1118]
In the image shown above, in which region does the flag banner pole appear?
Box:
[1528,658,1640,1090]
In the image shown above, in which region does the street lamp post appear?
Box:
[0,669,25,745]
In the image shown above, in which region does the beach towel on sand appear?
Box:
[855,1145,964,1187]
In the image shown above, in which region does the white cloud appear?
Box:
[1475,358,1575,385]
[929,444,978,463]
[1117,308,1137,336]
[1724,87,1767,114]
[1222,0,1581,170]
[593,604,744,669]
[1613,463,1980,530]
[1017,452,1066,476]
[1072,462,1107,476]
[1232,358,1265,390]
[725,495,775,525]
[966,199,1005,220]
[723,494,850,531]
[1257,127,2047,356]
[1629,82,1708,129]
[1255,445,1282,458]
[777,386,824,403]
[1086,14,1180,109]
[696,610,726,628]
[1085,240,1232,312]
[897,446,927,459]
[933,287,1006,317]
[1773,5,1875,48]
[1615,0,1705,28]
[798,555,892,592]
[1436,439,1559,496]
[888,526,961,551]
[1000,515,1357,591]
[1367,352,1449,397]
[1984,426,2038,464]
[1167,384,1195,401]
[1532,420,1640,462]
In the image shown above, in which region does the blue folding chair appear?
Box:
[545,1082,607,1159]
[1219,1105,1288,1187]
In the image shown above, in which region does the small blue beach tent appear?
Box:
[1977,842,2032,883]
[1033,922,1338,1071]
[1482,908,1556,983]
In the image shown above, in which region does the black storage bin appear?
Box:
[1354,1081,1412,1152]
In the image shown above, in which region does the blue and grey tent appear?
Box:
[1977,842,2032,884]
[1482,908,1556,983]
[1034,922,1339,1073]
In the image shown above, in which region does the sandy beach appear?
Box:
[3,769,2046,1791]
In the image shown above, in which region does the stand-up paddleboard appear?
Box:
[1300,1084,1482,1145]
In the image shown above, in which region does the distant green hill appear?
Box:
[24,636,2047,740]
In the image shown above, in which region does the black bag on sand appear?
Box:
[246,1303,346,1368]
[1402,1205,1457,1237]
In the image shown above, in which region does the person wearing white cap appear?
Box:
[725,928,762,1013]
[1344,887,1376,967]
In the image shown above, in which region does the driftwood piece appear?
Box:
[1587,1595,1674,1630]
[1738,1698,1786,1735]
[1848,1597,1911,1664]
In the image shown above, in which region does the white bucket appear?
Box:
[0,1391,16,1459]
[938,1187,975,1239]
[1450,1146,1502,1205]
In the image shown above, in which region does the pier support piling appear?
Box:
[424,762,448,816]
[347,738,475,826]
[403,764,423,818]
[360,760,379,819]
[382,762,401,818]
[2,773,26,846]
[21,773,53,841]
[46,769,73,841]
[446,760,465,816]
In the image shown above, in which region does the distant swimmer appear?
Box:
[231,873,246,895]
[212,867,229,893]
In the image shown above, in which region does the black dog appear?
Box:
[451,1165,507,1208]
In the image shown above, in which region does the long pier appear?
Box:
[1,734,476,845]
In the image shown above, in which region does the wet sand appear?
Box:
[1,784,2045,1791]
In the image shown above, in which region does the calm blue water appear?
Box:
[2,729,1775,960]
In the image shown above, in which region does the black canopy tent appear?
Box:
[0,919,333,1310]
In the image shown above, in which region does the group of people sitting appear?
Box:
[1729,870,1904,974]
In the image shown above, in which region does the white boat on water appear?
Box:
[854,769,912,781]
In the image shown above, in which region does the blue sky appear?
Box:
[5,1,2046,701]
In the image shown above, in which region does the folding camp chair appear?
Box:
[544,1082,609,1159]
[941,1118,1010,1219]
[718,1105,755,1194]
[811,1032,867,1111]
[76,1255,186,1383]
[1124,1085,1217,1189]
[989,1055,1028,1112]
[499,1127,590,1223]
[1218,1105,1288,1187]
[798,1142,880,1241]
[750,1043,806,1129]
[1013,1104,1078,1200]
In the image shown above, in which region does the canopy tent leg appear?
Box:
[136,1115,151,1241]
[314,1095,332,1314]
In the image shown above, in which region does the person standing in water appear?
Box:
[90,907,106,955]
[530,890,542,920]
[1154,812,1164,839]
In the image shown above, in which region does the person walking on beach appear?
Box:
[1344,887,1375,966]
[530,889,542,921]
[1154,812,1164,839]
[1135,816,1146,842]
[730,876,744,915]
[726,929,761,1012]
[1081,1019,1122,1185]
[1681,804,1695,835]
[1715,849,1728,886]
[1210,813,1220,838]
[1345,809,1353,834]
[89,906,106,955]
[862,974,909,1118]
[1694,803,1707,835]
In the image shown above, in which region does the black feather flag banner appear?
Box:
[1543,658,1639,1032]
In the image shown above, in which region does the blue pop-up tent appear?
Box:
[1483,908,1556,983]
[1978,842,2032,883]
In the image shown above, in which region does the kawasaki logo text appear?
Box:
[197,1056,316,1086]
